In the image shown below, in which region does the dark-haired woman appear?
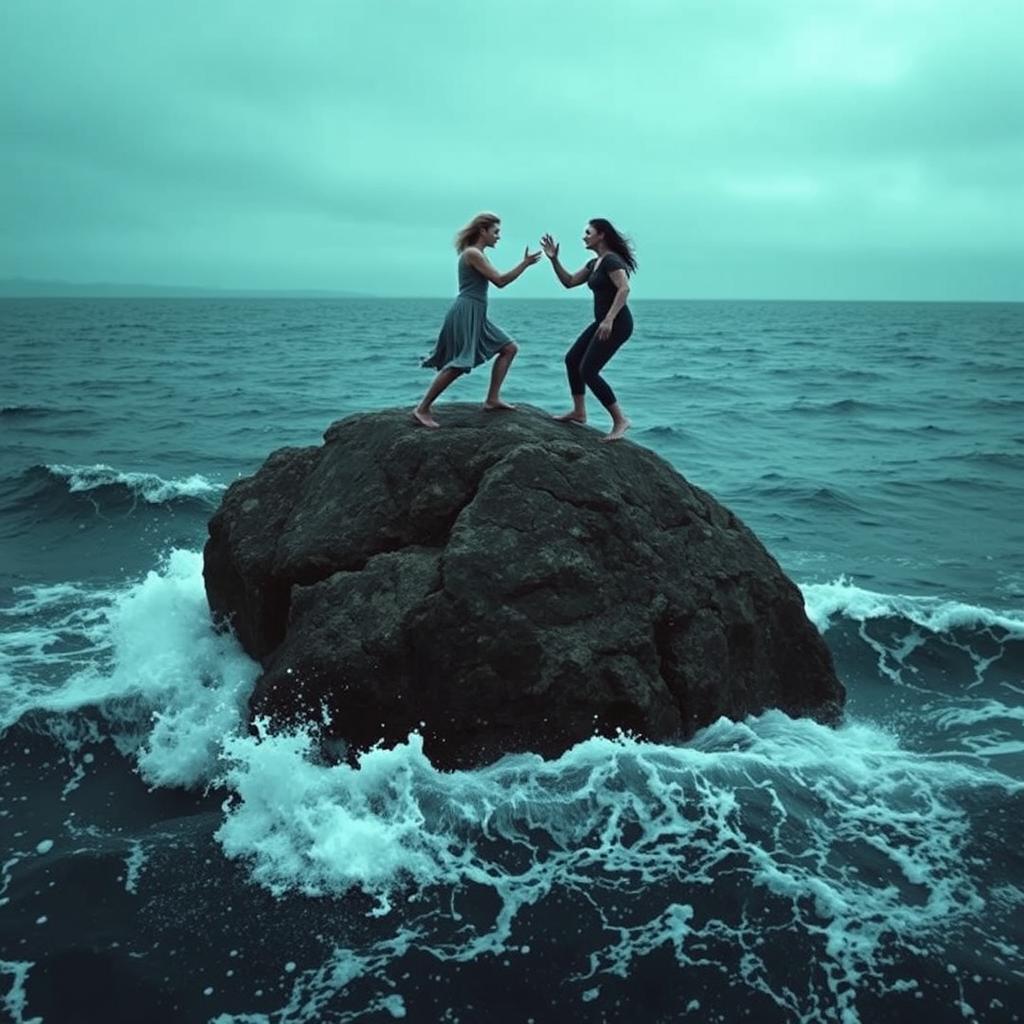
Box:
[414,211,541,429]
[540,219,636,441]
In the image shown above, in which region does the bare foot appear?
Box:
[601,419,631,442]
[412,408,440,429]
[553,411,586,424]
[483,399,517,411]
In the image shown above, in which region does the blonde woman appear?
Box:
[414,213,541,429]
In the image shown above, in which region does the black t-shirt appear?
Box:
[586,253,630,322]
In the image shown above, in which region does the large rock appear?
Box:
[204,405,844,768]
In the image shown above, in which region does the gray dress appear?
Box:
[422,253,514,372]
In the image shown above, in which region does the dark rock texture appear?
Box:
[204,405,844,768]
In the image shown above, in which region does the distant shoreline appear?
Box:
[0,279,365,300]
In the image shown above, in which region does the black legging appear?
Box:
[564,313,633,408]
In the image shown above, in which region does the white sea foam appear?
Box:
[1,549,259,787]
[926,698,1024,758]
[123,840,147,894]
[213,711,1019,1023]
[4,557,1019,1019]
[0,960,41,1024]
[45,462,225,504]
[5,553,1023,1022]
[0,584,117,730]
[800,577,1024,697]
[932,698,1024,732]
[801,577,1024,637]
[0,582,117,693]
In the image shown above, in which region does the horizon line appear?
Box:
[3,294,1021,305]
[1,280,1020,305]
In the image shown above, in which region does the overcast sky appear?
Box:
[2,0,1022,299]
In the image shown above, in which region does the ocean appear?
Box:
[1,296,1022,1024]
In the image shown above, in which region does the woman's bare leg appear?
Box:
[554,394,587,424]
[413,368,462,428]
[600,402,631,442]
[483,342,518,411]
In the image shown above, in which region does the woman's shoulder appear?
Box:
[603,252,629,272]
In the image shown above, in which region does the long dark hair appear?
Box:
[590,218,637,273]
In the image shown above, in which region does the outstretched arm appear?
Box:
[540,234,591,288]
[464,246,541,289]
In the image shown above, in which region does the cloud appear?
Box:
[1,0,1021,298]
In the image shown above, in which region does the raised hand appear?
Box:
[523,246,542,266]
[540,233,559,260]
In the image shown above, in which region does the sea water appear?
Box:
[1,297,1022,1022]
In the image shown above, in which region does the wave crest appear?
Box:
[44,463,225,505]
[801,577,1024,638]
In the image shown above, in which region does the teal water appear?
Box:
[0,298,1022,1023]
[3,297,1022,601]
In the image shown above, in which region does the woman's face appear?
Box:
[481,221,501,248]
[583,223,603,250]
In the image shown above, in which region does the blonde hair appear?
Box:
[455,211,500,252]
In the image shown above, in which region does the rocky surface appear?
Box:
[204,404,844,768]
